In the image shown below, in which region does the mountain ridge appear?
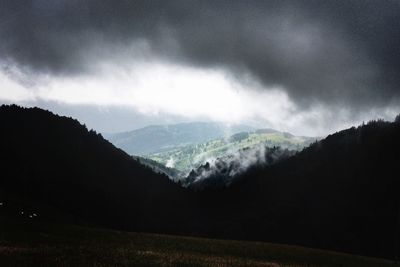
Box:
[106,122,254,155]
[148,128,314,177]
[0,104,189,231]
[1,104,400,259]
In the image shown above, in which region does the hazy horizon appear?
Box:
[1,1,400,136]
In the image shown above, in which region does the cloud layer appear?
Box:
[1,0,400,134]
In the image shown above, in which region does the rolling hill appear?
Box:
[191,118,400,259]
[1,104,400,261]
[106,122,254,155]
[148,129,314,177]
[0,104,189,232]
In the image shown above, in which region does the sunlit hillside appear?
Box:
[148,130,315,175]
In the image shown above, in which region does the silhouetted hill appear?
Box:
[192,118,400,259]
[0,105,189,232]
[1,104,400,260]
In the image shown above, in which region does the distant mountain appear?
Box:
[106,122,254,155]
[148,129,314,177]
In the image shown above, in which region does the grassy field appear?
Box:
[0,218,398,267]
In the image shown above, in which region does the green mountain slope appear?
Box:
[132,156,184,178]
[106,122,254,155]
[148,130,315,176]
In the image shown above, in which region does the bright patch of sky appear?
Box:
[0,62,398,136]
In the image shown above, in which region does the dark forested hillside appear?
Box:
[1,105,400,260]
[185,146,295,190]
[192,119,400,259]
[0,105,189,232]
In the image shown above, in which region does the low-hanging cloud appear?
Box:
[186,145,296,189]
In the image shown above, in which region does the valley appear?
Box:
[2,2,400,265]
[146,129,314,176]
[1,105,400,262]
[108,124,315,181]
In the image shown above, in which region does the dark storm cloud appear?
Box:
[1,0,400,108]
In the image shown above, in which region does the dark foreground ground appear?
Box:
[0,217,398,267]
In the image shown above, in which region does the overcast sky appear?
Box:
[1,0,399,135]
